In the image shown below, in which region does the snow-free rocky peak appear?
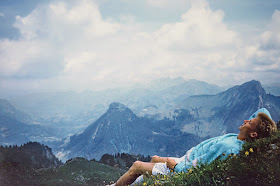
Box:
[108,102,130,113]
[225,80,265,97]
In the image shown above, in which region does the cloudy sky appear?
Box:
[0,0,280,96]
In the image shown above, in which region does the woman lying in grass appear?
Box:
[112,108,277,186]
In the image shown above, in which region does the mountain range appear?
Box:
[1,78,279,162]
[1,77,223,146]
[0,99,64,146]
[58,80,280,161]
[6,78,224,135]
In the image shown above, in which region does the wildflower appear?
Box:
[188,169,192,173]
[249,148,254,153]
[222,153,225,156]
[245,151,249,156]
[233,154,237,158]
[143,182,147,186]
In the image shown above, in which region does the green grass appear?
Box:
[34,157,126,185]
[140,130,280,185]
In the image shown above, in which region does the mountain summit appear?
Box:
[107,102,133,114]
[222,80,266,100]
[239,80,265,95]
[60,102,140,160]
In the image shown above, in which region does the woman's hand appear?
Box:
[166,158,177,170]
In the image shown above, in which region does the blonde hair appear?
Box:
[254,112,277,139]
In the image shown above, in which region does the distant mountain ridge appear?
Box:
[7,77,225,135]
[0,99,32,124]
[263,83,280,96]
[0,99,63,146]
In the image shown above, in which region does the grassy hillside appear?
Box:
[138,127,280,185]
[34,157,126,185]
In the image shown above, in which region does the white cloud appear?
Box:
[0,39,61,78]
[13,0,120,40]
[146,0,188,8]
[260,10,280,49]
[1,0,120,80]
[154,0,238,49]
[215,9,280,85]
[242,10,280,74]
[0,0,279,93]
[142,0,240,84]
[0,12,4,17]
